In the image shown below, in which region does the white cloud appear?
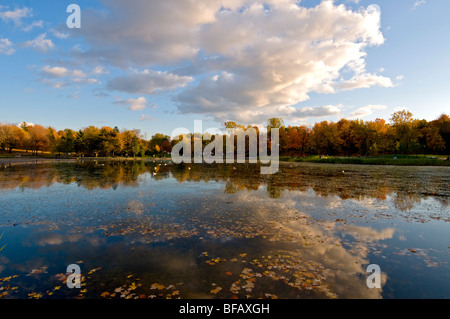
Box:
[0,38,14,55]
[139,114,156,121]
[22,20,43,32]
[107,70,193,94]
[40,65,101,88]
[412,0,426,10]
[60,0,391,122]
[349,104,388,119]
[22,33,54,53]
[91,66,108,75]
[339,73,393,91]
[0,6,32,26]
[114,97,148,111]
[51,29,69,39]
[42,65,71,78]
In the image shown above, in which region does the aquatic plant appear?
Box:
[0,232,5,252]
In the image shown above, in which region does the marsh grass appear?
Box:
[280,155,450,166]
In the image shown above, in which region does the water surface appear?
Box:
[0,160,449,299]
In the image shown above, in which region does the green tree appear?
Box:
[431,114,450,153]
[390,110,419,154]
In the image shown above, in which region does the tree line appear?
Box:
[0,123,172,157]
[0,110,449,157]
[224,111,449,157]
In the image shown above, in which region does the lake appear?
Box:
[0,160,449,299]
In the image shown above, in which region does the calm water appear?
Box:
[0,160,449,299]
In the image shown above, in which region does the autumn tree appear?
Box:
[308,121,342,155]
[0,124,26,153]
[367,119,391,155]
[121,129,145,157]
[27,124,50,155]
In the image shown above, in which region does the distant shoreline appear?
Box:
[1,155,449,167]
[279,155,450,167]
[0,156,170,167]
[0,157,76,166]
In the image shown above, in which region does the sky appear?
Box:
[0,0,449,137]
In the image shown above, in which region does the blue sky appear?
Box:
[0,0,449,137]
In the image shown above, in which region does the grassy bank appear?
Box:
[2,149,449,167]
[279,155,450,166]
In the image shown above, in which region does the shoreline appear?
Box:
[0,155,448,167]
[0,157,77,166]
[0,156,170,167]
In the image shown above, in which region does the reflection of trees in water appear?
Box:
[393,192,422,212]
[0,161,447,211]
[0,161,149,191]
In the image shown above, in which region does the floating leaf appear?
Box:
[100,291,111,298]
[150,283,165,290]
[88,267,102,275]
[26,267,48,277]
[210,286,222,294]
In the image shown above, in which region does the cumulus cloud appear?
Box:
[40,65,101,88]
[349,104,388,119]
[339,73,393,91]
[51,29,69,39]
[0,38,14,55]
[0,6,32,26]
[139,114,156,121]
[42,65,72,78]
[22,33,54,52]
[22,20,43,32]
[107,70,193,94]
[70,0,391,122]
[114,96,148,111]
